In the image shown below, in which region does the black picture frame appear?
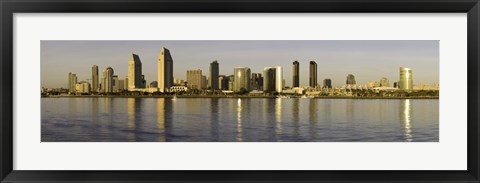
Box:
[1,0,479,182]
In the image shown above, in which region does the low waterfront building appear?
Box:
[170,86,189,93]
[248,90,264,96]
[282,87,305,95]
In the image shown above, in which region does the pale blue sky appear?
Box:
[41,40,439,88]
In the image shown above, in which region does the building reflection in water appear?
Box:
[68,97,78,114]
[275,98,283,137]
[156,98,166,142]
[263,99,276,141]
[101,98,114,139]
[127,98,142,141]
[91,98,99,124]
[400,99,413,142]
[292,99,300,137]
[308,99,317,139]
[210,98,219,141]
[236,98,243,142]
[323,99,332,138]
[346,99,355,130]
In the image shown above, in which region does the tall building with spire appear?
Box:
[309,61,317,88]
[209,60,219,90]
[92,65,99,93]
[128,54,143,90]
[292,61,299,87]
[158,47,174,92]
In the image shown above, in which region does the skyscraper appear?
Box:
[218,75,230,90]
[292,61,300,87]
[68,72,77,93]
[251,73,263,90]
[158,47,174,92]
[92,65,99,92]
[309,61,317,88]
[233,67,251,92]
[128,53,143,90]
[123,77,128,90]
[263,67,276,92]
[201,75,207,89]
[102,67,114,93]
[228,75,234,91]
[209,60,219,90]
[323,78,332,89]
[346,74,356,85]
[112,75,119,92]
[399,67,413,90]
[118,78,125,91]
[186,69,202,89]
[275,66,283,93]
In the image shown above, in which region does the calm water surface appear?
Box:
[41,98,439,142]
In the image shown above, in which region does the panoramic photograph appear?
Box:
[41,40,439,142]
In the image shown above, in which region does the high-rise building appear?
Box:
[292,61,300,87]
[346,74,356,85]
[112,75,119,92]
[228,75,234,90]
[263,67,276,92]
[251,73,263,90]
[92,65,99,92]
[233,67,251,92]
[128,53,143,90]
[380,77,390,87]
[158,47,174,92]
[309,61,317,88]
[218,75,224,90]
[186,69,202,89]
[399,67,413,90]
[75,81,91,93]
[275,66,283,93]
[141,75,146,88]
[201,75,207,89]
[102,67,114,93]
[118,79,125,91]
[68,72,77,93]
[123,77,128,90]
[209,60,219,90]
[219,75,230,90]
[323,78,332,89]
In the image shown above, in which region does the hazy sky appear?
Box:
[41,40,439,88]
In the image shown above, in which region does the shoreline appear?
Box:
[42,95,439,99]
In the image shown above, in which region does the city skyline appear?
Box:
[41,40,439,88]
